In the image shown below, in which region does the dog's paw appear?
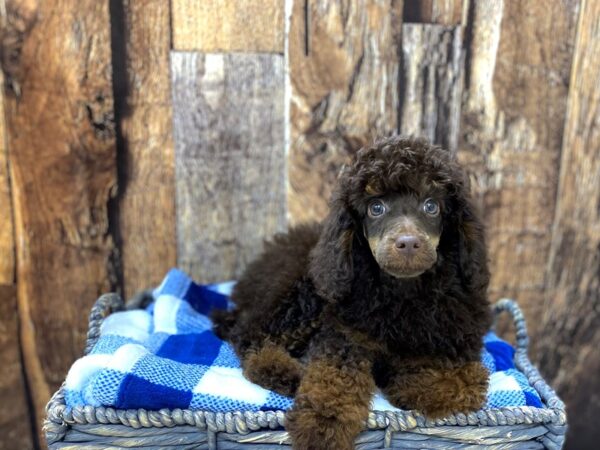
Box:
[385,361,488,419]
[286,405,357,450]
[243,344,304,397]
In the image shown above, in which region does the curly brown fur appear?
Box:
[213,223,323,359]
[213,136,492,449]
[286,329,375,450]
[286,359,374,450]
[378,357,489,418]
[244,343,304,397]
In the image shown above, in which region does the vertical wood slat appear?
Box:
[0,73,14,285]
[0,68,34,449]
[114,0,177,298]
[171,52,286,283]
[2,0,118,437]
[539,1,600,448]
[458,0,580,348]
[171,0,284,52]
[399,24,463,153]
[288,0,403,224]
[0,286,33,450]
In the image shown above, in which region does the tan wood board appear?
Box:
[0,70,14,285]
[2,0,118,436]
[539,0,600,447]
[457,0,581,348]
[0,65,34,450]
[115,0,177,297]
[400,24,463,153]
[171,0,284,52]
[0,285,34,450]
[288,0,404,224]
[171,52,286,283]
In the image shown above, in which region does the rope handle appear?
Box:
[84,293,125,355]
[492,298,529,353]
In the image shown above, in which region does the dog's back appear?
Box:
[212,223,321,345]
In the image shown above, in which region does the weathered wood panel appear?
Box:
[0,286,34,450]
[458,0,580,347]
[399,24,463,153]
[171,0,284,52]
[0,69,34,449]
[288,0,403,224]
[539,1,600,448]
[403,0,463,25]
[2,0,118,435]
[171,52,286,283]
[0,75,14,285]
[113,0,177,297]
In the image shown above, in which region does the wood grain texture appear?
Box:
[171,52,286,283]
[0,71,14,285]
[0,286,34,450]
[538,1,600,448]
[0,69,34,449]
[403,0,463,25]
[2,0,118,434]
[288,0,403,224]
[114,0,177,297]
[399,24,463,153]
[458,0,580,347]
[171,0,284,52]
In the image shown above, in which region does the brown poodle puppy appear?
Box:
[213,136,491,450]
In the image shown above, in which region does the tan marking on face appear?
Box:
[368,235,381,254]
[365,182,382,196]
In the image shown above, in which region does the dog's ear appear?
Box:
[455,193,490,294]
[308,196,355,302]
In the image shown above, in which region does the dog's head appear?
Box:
[361,192,442,278]
[309,136,489,301]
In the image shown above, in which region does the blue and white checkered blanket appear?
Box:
[65,269,542,412]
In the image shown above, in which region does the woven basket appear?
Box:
[44,296,567,449]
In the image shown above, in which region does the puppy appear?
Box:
[213,136,491,450]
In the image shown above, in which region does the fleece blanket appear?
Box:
[64,269,542,412]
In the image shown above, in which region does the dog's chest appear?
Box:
[343,292,468,356]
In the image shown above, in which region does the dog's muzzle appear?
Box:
[372,232,438,278]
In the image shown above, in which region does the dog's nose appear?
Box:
[395,235,421,255]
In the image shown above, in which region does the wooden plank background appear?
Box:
[171,52,286,282]
[171,0,285,52]
[538,1,600,448]
[459,0,581,350]
[399,24,463,153]
[0,69,34,449]
[112,0,177,298]
[2,1,118,445]
[288,0,403,223]
[0,1,598,448]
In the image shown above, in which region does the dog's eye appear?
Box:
[423,198,440,216]
[368,200,386,217]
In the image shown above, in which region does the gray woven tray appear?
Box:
[44,296,567,449]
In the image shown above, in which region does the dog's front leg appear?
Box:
[381,356,488,419]
[285,332,375,450]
